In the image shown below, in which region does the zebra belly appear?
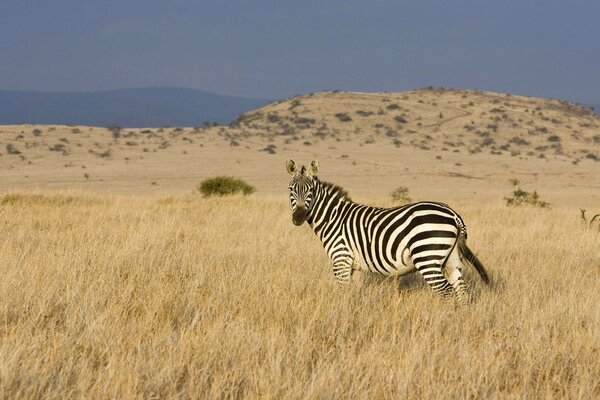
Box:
[352,246,416,276]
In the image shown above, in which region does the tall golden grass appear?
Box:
[0,192,599,399]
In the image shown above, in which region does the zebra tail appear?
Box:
[457,235,490,284]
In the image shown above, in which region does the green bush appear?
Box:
[504,179,549,208]
[198,176,255,197]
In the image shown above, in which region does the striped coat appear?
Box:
[287,159,489,302]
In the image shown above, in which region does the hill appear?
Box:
[0,87,269,127]
[231,88,600,161]
[1,88,599,207]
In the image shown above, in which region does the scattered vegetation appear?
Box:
[198,176,256,197]
[390,186,412,204]
[504,179,550,208]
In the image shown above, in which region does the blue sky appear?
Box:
[1,0,598,103]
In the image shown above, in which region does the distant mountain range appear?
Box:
[0,87,271,127]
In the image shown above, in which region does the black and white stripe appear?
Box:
[286,159,490,302]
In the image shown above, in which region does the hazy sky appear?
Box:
[1,0,598,102]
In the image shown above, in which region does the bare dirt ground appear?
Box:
[1,88,599,208]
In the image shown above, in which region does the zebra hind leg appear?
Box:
[443,247,470,304]
[415,262,454,300]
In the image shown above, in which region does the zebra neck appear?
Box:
[307,181,349,238]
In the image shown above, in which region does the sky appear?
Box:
[1,0,599,103]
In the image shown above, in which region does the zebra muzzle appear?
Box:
[292,207,306,226]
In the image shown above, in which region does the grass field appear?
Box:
[1,191,599,399]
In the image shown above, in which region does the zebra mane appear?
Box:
[317,179,353,203]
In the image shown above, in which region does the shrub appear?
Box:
[6,144,21,155]
[481,137,495,146]
[335,113,352,122]
[504,179,550,208]
[390,186,412,204]
[267,113,281,123]
[198,176,255,197]
[547,135,561,142]
[356,110,374,117]
[262,144,276,154]
[49,143,69,155]
[88,149,111,158]
[294,117,315,125]
[509,136,530,146]
[586,152,599,161]
[487,124,498,132]
[107,125,122,142]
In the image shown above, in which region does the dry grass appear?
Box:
[1,191,599,399]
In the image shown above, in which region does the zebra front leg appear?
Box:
[331,257,354,286]
[415,262,454,299]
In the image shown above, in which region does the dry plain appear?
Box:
[1,89,600,398]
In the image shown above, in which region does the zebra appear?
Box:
[286,159,490,303]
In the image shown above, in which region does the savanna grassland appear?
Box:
[1,89,600,398]
[0,192,599,399]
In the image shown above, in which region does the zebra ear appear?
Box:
[308,160,319,177]
[286,159,297,175]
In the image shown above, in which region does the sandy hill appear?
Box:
[1,88,599,208]
[231,88,600,161]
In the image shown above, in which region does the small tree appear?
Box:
[107,125,122,142]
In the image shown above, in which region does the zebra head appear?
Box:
[286,159,319,226]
